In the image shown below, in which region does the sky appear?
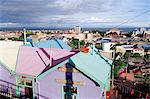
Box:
[0,0,150,28]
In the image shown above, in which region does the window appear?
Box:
[63,86,77,99]
[64,94,77,99]
[26,80,32,86]
[18,79,32,87]
[18,79,24,85]
[17,78,33,98]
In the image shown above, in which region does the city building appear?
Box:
[74,26,81,34]
[106,28,121,35]
[0,31,22,39]
[143,44,150,55]
[101,42,116,59]
[132,47,144,56]
[116,45,133,55]
[144,30,150,38]
[139,27,146,34]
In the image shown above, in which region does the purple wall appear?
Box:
[36,63,103,99]
[0,65,16,85]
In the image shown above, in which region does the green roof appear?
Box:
[37,45,112,90]
[70,46,112,89]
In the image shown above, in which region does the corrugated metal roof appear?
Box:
[70,46,112,88]
[0,41,23,71]
[143,44,150,50]
[16,46,76,76]
[25,39,71,49]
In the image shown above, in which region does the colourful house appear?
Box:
[14,45,111,99]
[0,39,112,99]
[0,64,16,86]
[0,41,24,98]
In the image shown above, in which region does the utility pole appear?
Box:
[78,39,80,49]
[125,53,130,79]
[110,49,116,99]
[23,28,27,45]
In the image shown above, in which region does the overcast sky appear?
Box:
[0,0,150,28]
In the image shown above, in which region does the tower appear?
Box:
[74,26,81,34]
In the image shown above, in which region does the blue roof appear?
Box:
[70,46,112,89]
[25,39,71,49]
[96,39,110,43]
[143,44,150,50]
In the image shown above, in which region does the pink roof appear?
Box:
[16,46,77,76]
[133,48,144,50]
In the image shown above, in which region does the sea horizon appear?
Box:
[0,27,150,32]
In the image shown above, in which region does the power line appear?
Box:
[113,10,150,28]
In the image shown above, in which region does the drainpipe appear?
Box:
[36,81,40,99]
[23,28,27,45]
[34,79,40,99]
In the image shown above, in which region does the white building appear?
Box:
[77,33,86,41]
[74,26,81,34]
[106,28,121,35]
[139,27,146,34]
[102,42,115,52]
[116,45,133,55]
[144,30,150,38]
[100,42,116,59]
[132,48,144,56]
[87,33,94,41]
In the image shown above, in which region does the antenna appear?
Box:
[49,45,52,67]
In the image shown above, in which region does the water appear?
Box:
[0,27,150,32]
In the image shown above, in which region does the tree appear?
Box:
[144,75,150,84]
[92,30,105,37]
[80,40,85,47]
[131,53,141,58]
[124,52,131,59]
[114,59,126,76]
[95,43,102,50]
[68,38,79,49]
[126,31,133,37]
[0,38,5,40]
[144,54,150,60]
[137,34,143,37]
[11,37,18,41]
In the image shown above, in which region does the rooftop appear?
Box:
[70,46,112,88]
[26,39,71,49]
[0,41,23,71]
[16,46,77,76]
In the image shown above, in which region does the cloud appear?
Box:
[89,17,111,23]
[49,0,83,10]
[0,0,150,27]
[0,22,19,27]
